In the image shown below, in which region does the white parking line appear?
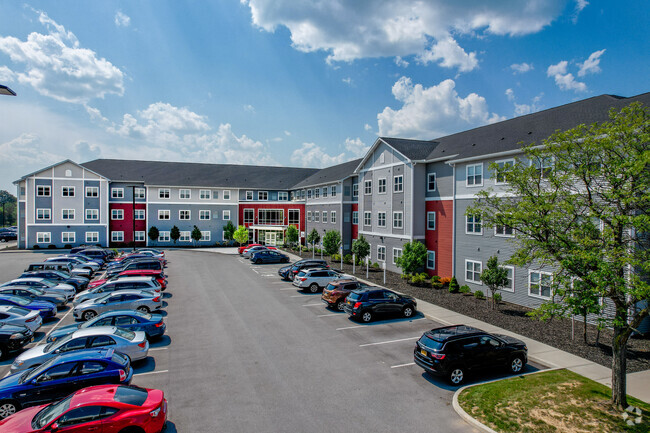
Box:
[134,369,169,376]
[271,282,286,284]
[336,325,365,331]
[148,347,169,351]
[390,362,416,369]
[359,336,420,347]
[280,287,297,290]
[317,313,339,317]
[301,303,322,307]
[289,295,304,298]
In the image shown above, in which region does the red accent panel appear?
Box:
[425,200,453,279]
[109,203,147,246]
[238,203,306,238]
[351,203,358,240]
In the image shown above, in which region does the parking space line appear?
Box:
[148,347,169,351]
[301,303,323,307]
[134,369,169,376]
[289,295,304,298]
[390,362,416,369]
[336,325,365,331]
[317,313,339,317]
[271,282,286,284]
[44,308,74,339]
[359,336,420,347]
[280,287,297,290]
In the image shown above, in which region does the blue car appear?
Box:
[0,295,56,319]
[47,310,166,342]
[251,250,290,264]
[0,348,132,419]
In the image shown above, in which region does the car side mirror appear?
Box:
[49,422,59,432]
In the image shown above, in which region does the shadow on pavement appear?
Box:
[150,335,171,348]
[421,363,544,390]
[133,356,156,373]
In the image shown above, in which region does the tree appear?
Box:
[191,225,202,246]
[286,225,299,248]
[170,225,180,244]
[467,102,650,409]
[233,225,249,247]
[322,230,341,256]
[351,234,370,262]
[148,226,159,246]
[0,191,16,227]
[564,279,604,344]
[223,221,235,242]
[480,256,510,310]
[395,240,427,275]
[307,228,320,250]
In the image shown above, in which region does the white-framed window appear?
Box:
[201,231,211,241]
[85,232,98,243]
[352,211,358,225]
[111,188,123,199]
[85,186,99,197]
[86,209,98,220]
[134,209,145,220]
[36,232,51,243]
[223,210,230,220]
[378,178,386,194]
[495,159,514,184]
[36,185,51,197]
[258,191,268,201]
[377,212,386,227]
[427,173,436,191]
[180,231,191,242]
[322,211,328,223]
[246,191,253,201]
[466,163,483,186]
[465,259,482,284]
[364,211,371,226]
[111,231,124,242]
[377,246,386,262]
[200,189,211,200]
[62,209,75,220]
[394,175,403,192]
[352,184,359,197]
[393,248,402,265]
[135,231,145,242]
[62,186,75,197]
[427,212,436,230]
[134,188,146,199]
[364,180,372,195]
[288,209,300,225]
[36,208,51,220]
[111,209,124,220]
[529,270,552,299]
[314,212,320,223]
[330,186,336,197]
[315,188,320,199]
[159,188,170,199]
[532,156,554,179]
[466,214,482,234]
[331,211,336,224]
[179,189,191,199]
[502,266,515,292]
[244,209,254,223]
[278,191,288,201]
[322,187,328,198]
[158,210,170,220]
[223,190,231,200]
[179,210,190,220]
[427,251,436,270]
[393,212,403,229]
[495,224,514,237]
[62,232,75,243]
[307,190,312,199]
[159,231,170,242]
[199,210,211,220]
[307,211,312,222]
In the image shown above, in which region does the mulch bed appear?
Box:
[284,249,650,373]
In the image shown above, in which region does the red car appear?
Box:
[0,384,167,433]
[238,243,262,254]
[89,269,167,290]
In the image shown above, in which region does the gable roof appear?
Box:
[380,137,438,161]
[291,158,362,189]
[14,159,109,184]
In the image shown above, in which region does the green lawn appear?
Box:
[458,369,649,433]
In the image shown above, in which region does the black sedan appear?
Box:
[0,323,33,359]
[343,287,417,323]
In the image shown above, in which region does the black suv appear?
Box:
[278,259,329,280]
[0,322,33,359]
[413,325,528,385]
[343,288,416,322]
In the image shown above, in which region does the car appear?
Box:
[0,323,34,360]
[242,245,273,259]
[89,269,166,290]
[292,269,353,293]
[0,232,16,242]
[73,290,163,321]
[10,326,149,373]
[0,305,42,332]
[75,247,112,262]
[0,287,67,308]
[343,287,417,323]
[280,260,330,280]
[19,271,88,292]
[1,278,76,301]
[45,256,99,273]
[48,310,166,342]
[0,348,133,419]
[250,250,290,264]
[25,262,78,277]
[68,254,104,269]
[413,325,528,385]
[238,243,261,254]
[108,259,164,273]
[0,295,57,320]
[73,277,161,306]
[321,279,370,311]
[39,261,91,278]
[0,384,167,432]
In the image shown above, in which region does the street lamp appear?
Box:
[0,85,16,96]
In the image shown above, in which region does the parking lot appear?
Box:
[0,249,545,432]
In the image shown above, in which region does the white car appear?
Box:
[292,269,355,293]
[1,278,76,301]
[0,305,42,332]
[73,276,162,306]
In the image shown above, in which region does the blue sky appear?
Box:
[0,1,648,192]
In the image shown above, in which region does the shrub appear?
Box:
[430,275,443,289]
[459,285,471,294]
[401,273,412,280]
[33,245,40,249]
[448,276,459,293]
[343,254,353,264]
[410,273,428,285]
[474,290,485,299]
[301,246,309,252]
[493,292,503,304]
[372,262,380,269]
[332,253,341,261]
[47,244,56,249]
[440,277,451,286]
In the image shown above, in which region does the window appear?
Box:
[158,210,170,220]
[352,184,359,197]
[36,209,51,220]
[180,231,191,242]
[111,209,123,220]
[495,159,514,184]
[223,190,230,200]
[223,210,230,220]
[331,186,336,197]
[466,163,483,186]
[529,271,552,298]
[322,187,328,198]
[322,211,328,223]
[199,210,211,220]
[352,211,358,225]
[495,224,514,237]
[37,232,51,243]
[394,175,403,192]
[502,266,514,292]
[314,212,320,223]
[427,173,436,191]
[62,186,75,197]
[159,188,170,199]
[307,190,312,199]
[466,214,482,234]
[179,189,191,199]
[111,231,124,242]
[134,209,145,220]
[62,232,75,243]
[159,231,170,242]
[201,231,211,241]
[465,260,482,284]
[377,246,386,262]
[258,191,268,201]
[364,180,372,195]
[364,211,371,226]
[307,211,312,222]
[86,209,98,220]
[393,212,403,229]
[85,186,98,197]
[85,232,98,243]
[331,211,336,224]
[62,209,75,220]
[532,156,554,179]
[244,209,254,224]
[179,210,190,220]
[134,231,145,242]
[427,212,436,230]
[134,188,146,199]
[246,191,253,201]
[289,209,300,225]
[393,248,402,265]
[111,188,123,199]
[315,188,320,199]
[36,185,51,197]
[279,192,288,201]
[377,212,386,227]
[378,178,386,194]
[200,189,211,200]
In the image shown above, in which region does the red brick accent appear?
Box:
[425,200,453,279]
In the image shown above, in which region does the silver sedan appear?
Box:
[1,278,76,301]
[73,289,163,321]
[0,305,42,332]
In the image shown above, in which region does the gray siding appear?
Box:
[425,162,453,199]
[147,203,238,244]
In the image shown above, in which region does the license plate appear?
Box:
[420,349,427,356]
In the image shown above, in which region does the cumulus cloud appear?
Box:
[572,0,589,22]
[377,77,504,139]
[547,60,587,92]
[0,10,124,103]
[115,11,131,27]
[0,66,15,82]
[244,104,256,113]
[344,137,370,157]
[417,36,478,72]
[505,89,543,116]
[510,62,533,74]
[290,142,346,167]
[364,123,373,132]
[394,56,409,68]
[578,49,605,77]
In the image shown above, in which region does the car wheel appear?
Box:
[361,310,373,323]
[335,300,345,311]
[402,305,414,318]
[82,310,97,321]
[509,355,525,374]
[448,366,465,385]
[0,400,19,419]
[308,283,320,293]
[137,306,150,313]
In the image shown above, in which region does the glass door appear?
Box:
[266,231,277,246]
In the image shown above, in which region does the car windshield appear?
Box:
[44,333,72,353]
[419,334,445,350]
[114,385,148,405]
[95,294,111,303]
[8,306,31,315]
[30,288,46,295]
[296,272,306,277]
[114,328,136,341]
[134,311,152,320]
[32,394,73,429]
[40,280,56,288]
[347,292,362,301]
[3,296,30,306]
[21,356,58,383]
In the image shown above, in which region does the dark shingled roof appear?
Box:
[291,158,362,189]
[81,159,319,189]
[380,137,437,161]
[427,93,650,161]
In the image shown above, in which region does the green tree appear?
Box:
[480,256,510,310]
[170,225,180,245]
[307,228,320,250]
[233,225,249,247]
[467,102,650,409]
[565,279,604,344]
[351,234,370,262]
[191,225,202,246]
[0,190,17,227]
[395,240,427,275]
[286,225,299,248]
[322,230,341,256]
[223,221,235,242]
[148,226,159,246]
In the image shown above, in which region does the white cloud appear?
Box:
[417,36,478,72]
[290,142,345,167]
[108,102,210,140]
[244,104,256,113]
[0,66,15,82]
[547,60,587,92]
[342,77,352,85]
[572,0,589,22]
[364,123,372,131]
[284,130,291,136]
[505,88,515,101]
[394,56,409,68]
[578,49,605,77]
[344,137,370,157]
[115,11,131,27]
[510,62,533,74]
[377,77,504,139]
[0,10,124,104]
[505,89,543,116]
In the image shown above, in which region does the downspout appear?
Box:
[451,163,456,277]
